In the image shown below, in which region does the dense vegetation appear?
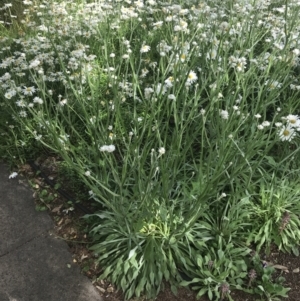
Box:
[1,0,300,300]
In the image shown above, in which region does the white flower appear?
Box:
[262,121,270,127]
[164,76,174,88]
[265,80,282,90]
[186,70,198,84]
[286,114,300,128]
[9,172,18,179]
[4,89,16,99]
[35,134,42,141]
[158,147,165,155]
[220,110,229,120]
[144,87,154,100]
[168,94,176,101]
[236,57,247,72]
[155,83,167,95]
[278,125,296,141]
[16,99,27,107]
[140,45,151,53]
[33,97,43,104]
[29,59,40,68]
[257,125,264,130]
[22,86,36,96]
[89,116,96,124]
[99,145,116,152]
[292,49,300,56]
[59,99,68,106]
[19,110,27,118]
[158,147,165,158]
[254,114,261,119]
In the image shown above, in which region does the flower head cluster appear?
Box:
[278,114,300,141]
[219,109,229,120]
[279,211,291,233]
[228,56,247,72]
[257,120,271,130]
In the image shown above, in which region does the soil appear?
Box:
[17,156,300,301]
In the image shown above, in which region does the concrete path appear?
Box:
[0,163,103,301]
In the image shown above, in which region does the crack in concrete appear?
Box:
[0,230,49,259]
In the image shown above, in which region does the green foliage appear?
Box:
[180,237,250,301]
[244,253,290,301]
[2,0,300,300]
[247,177,300,255]
[197,196,253,246]
[87,210,196,299]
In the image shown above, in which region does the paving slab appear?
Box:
[0,163,103,301]
[0,234,102,301]
[0,163,53,255]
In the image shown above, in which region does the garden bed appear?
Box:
[2,0,300,300]
[19,156,300,301]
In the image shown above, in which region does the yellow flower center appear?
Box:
[283,129,290,136]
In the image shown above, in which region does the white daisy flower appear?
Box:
[186,70,198,86]
[286,114,300,128]
[4,89,16,99]
[22,86,36,96]
[164,76,174,88]
[140,45,151,53]
[278,125,296,141]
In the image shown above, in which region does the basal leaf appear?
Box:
[196,287,208,298]
[124,261,130,274]
[150,271,155,284]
